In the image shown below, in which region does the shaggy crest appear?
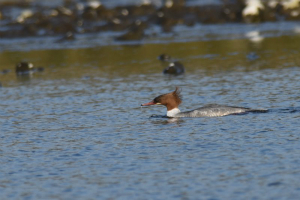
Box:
[173,87,182,105]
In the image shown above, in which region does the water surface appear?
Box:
[1,33,300,199]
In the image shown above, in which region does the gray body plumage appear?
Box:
[173,104,267,118]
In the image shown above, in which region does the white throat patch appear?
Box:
[167,108,181,117]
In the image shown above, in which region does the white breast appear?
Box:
[167,108,181,117]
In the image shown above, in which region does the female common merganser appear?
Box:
[141,87,267,117]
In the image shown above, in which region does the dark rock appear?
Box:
[158,16,178,32]
[282,9,300,21]
[97,18,132,32]
[222,0,244,22]
[82,4,115,21]
[22,23,38,36]
[156,5,186,32]
[82,6,98,20]
[0,1,30,8]
[56,6,74,17]
[163,61,185,75]
[115,20,147,41]
[51,18,77,34]
[63,0,75,8]
[183,14,197,26]
[125,4,156,17]
[95,6,116,20]
[16,62,34,75]
[196,5,227,24]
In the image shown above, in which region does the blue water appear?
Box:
[1,14,300,198]
[1,61,300,199]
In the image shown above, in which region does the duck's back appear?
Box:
[174,104,266,117]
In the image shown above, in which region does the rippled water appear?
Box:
[1,34,300,199]
[1,21,300,52]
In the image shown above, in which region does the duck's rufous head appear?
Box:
[141,87,182,111]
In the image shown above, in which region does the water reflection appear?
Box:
[1,35,300,85]
[149,115,185,125]
[275,107,300,114]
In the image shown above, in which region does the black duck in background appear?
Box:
[163,61,185,75]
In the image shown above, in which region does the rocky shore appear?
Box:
[0,0,299,41]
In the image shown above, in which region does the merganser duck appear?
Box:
[141,87,267,117]
[163,61,185,75]
[16,62,34,75]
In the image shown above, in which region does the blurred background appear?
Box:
[0,0,300,47]
[1,1,300,200]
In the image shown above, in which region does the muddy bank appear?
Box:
[0,0,300,41]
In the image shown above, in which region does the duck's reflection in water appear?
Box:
[149,114,185,125]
